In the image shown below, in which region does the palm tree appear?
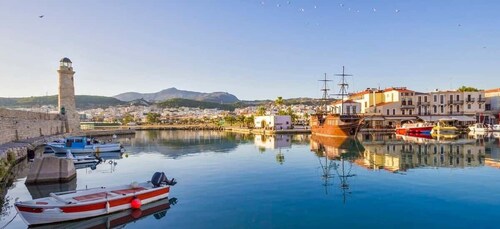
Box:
[256,106,266,116]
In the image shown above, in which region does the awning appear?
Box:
[364,116,385,121]
[418,115,475,122]
[385,116,416,120]
[450,115,476,122]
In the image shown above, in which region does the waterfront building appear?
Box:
[327,100,361,115]
[58,57,80,132]
[254,115,292,130]
[254,135,292,149]
[485,88,500,124]
[427,90,486,122]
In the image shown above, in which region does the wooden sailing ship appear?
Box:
[310,66,361,138]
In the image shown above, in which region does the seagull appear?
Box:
[314,5,317,9]
[39,15,44,18]
[373,8,377,12]
[395,9,400,13]
[340,3,344,7]
[277,3,280,7]
[260,1,265,5]
[458,24,462,27]
[287,1,290,5]
[299,8,305,12]
[483,46,487,49]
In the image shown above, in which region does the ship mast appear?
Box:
[319,73,332,114]
[333,66,352,115]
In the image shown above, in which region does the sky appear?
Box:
[0,0,499,100]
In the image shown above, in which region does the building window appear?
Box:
[440,106,444,113]
[467,94,471,101]
[456,105,460,113]
[418,96,421,102]
[386,109,389,115]
[352,106,357,114]
[393,109,396,115]
[456,95,459,101]
[409,110,413,115]
[467,104,471,109]
[433,106,437,113]
[440,95,444,104]
[434,95,437,102]
[479,104,482,109]
[424,96,428,102]
[449,95,453,102]
[402,110,405,115]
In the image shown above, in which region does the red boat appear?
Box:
[395,122,434,135]
[15,172,175,226]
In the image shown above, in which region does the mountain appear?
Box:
[113,87,239,103]
[0,95,126,109]
[156,98,242,111]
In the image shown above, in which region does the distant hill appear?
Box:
[114,87,239,103]
[157,98,242,111]
[0,95,126,109]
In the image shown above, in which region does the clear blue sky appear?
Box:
[0,0,498,100]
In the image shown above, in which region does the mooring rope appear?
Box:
[0,212,18,229]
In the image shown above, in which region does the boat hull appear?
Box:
[310,115,359,138]
[49,144,122,154]
[16,185,169,226]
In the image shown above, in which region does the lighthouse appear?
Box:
[58,57,79,132]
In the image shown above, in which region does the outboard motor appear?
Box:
[151,172,176,187]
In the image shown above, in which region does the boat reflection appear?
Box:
[359,133,485,173]
[29,197,177,229]
[310,136,364,202]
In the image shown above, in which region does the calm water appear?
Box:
[2,130,500,229]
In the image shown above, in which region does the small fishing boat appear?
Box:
[395,122,434,135]
[15,172,176,226]
[65,150,100,166]
[47,136,124,154]
[430,120,458,135]
[468,123,490,133]
[490,124,500,132]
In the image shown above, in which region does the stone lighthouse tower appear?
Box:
[58,57,79,133]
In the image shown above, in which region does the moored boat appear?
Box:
[310,67,361,138]
[491,124,500,132]
[468,123,490,133]
[430,120,458,135]
[47,136,124,154]
[15,172,176,226]
[395,122,434,135]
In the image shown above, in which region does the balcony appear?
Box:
[417,101,430,106]
[478,98,486,103]
[466,98,475,103]
[453,100,464,105]
[401,104,415,109]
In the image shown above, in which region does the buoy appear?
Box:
[131,209,142,219]
[131,198,142,209]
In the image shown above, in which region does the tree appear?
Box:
[244,115,255,128]
[122,113,134,125]
[256,106,267,116]
[146,112,161,124]
[285,107,298,123]
[224,115,236,126]
[275,96,284,107]
[457,86,479,92]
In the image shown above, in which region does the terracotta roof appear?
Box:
[332,99,357,105]
[374,101,398,106]
[383,87,414,93]
[485,88,500,93]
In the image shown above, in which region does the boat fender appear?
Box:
[131,209,142,219]
[131,198,142,209]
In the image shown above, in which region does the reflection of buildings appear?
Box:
[358,135,486,172]
[254,135,292,149]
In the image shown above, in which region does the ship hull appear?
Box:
[310,115,359,138]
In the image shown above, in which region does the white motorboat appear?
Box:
[490,124,500,132]
[468,123,490,133]
[65,150,100,165]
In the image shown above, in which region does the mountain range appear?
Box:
[113,87,239,103]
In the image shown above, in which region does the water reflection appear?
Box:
[358,133,486,173]
[29,197,177,229]
[310,136,364,202]
[128,130,254,158]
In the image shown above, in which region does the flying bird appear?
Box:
[287,1,290,4]
[340,3,344,7]
[39,15,44,18]
[373,8,377,12]
[395,9,400,13]
[277,3,280,7]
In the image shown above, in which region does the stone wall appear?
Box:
[0,108,66,145]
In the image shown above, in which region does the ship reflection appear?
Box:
[310,136,364,203]
[29,197,177,229]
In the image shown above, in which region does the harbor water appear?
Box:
[1,130,500,228]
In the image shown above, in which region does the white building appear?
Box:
[254,115,292,130]
[328,100,361,115]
